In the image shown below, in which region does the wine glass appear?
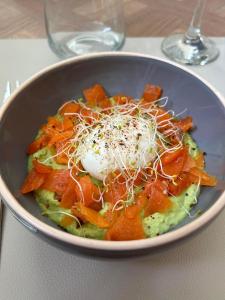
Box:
[161,0,219,66]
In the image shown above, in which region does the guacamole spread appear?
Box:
[30,134,199,239]
[21,84,217,241]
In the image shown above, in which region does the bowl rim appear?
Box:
[1,51,225,251]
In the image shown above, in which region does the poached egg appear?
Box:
[77,114,157,180]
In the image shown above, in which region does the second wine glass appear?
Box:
[161,0,219,66]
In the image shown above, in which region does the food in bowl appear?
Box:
[21,83,217,241]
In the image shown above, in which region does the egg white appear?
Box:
[78,114,157,180]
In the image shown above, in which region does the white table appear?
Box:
[0,38,225,300]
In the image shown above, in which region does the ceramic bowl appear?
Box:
[0,52,225,257]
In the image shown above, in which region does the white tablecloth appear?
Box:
[0,38,225,300]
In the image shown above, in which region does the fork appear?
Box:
[0,81,20,253]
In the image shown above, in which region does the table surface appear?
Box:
[1,0,225,38]
[0,38,225,300]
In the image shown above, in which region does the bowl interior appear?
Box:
[0,54,225,232]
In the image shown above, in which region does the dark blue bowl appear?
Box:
[0,53,225,257]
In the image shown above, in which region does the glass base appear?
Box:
[48,31,125,59]
[161,33,219,66]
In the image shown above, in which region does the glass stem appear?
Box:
[185,0,206,41]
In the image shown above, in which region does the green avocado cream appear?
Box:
[31,133,200,239]
[143,134,200,237]
[36,189,106,240]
